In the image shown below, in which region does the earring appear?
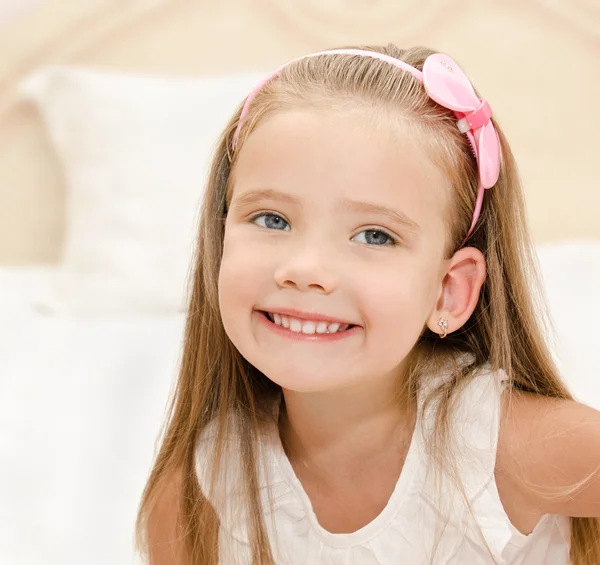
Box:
[438,317,449,339]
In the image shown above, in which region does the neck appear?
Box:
[278,375,416,481]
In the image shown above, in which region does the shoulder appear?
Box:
[146,467,187,565]
[497,388,600,519]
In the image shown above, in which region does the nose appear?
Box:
[273,239,339,294]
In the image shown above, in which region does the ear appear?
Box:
[426,246,486,337]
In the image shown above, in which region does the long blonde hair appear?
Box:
[135,44,600,564]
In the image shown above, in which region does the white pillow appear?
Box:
[20,67,264,315]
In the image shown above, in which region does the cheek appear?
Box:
[362,262,437,340]
[218,231,269,334]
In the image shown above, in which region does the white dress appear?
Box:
[195,362,571,564]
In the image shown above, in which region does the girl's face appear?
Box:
[218,109,451,393]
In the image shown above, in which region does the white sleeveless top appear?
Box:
[195,362,571,564]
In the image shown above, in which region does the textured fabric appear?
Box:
[195,362,571,564]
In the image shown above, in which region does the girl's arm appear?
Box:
[499,390,600,518]
[147,468,186,565]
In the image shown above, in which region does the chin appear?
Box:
[258,366,360,394]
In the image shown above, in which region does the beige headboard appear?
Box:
[1,0,599,265]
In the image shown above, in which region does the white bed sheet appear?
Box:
[0,243,599,565]
[0,269,185,565]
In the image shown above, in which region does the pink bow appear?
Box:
[423,54,500,191]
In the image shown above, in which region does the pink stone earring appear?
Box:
[438,317,449,339]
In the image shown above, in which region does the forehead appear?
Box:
[231,109,451,241]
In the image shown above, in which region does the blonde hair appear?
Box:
[135,44,600,564]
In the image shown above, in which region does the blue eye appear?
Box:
[251,212,290,231]
[250,213,397,247]
[354,229,397,247]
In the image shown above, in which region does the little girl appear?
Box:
[135,45,600,564]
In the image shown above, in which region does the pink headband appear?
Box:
[232,49,501,244]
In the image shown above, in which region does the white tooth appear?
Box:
[281,315,290,328]
[273,313,282,326]
[301,321,316,334]
[289,318,302,333]
[316,321,329,334]
[327,322,340,333]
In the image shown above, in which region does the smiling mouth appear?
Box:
[260,311,356,335]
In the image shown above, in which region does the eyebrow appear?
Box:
[231,188,421,233]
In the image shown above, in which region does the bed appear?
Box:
[0,2,599,564]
